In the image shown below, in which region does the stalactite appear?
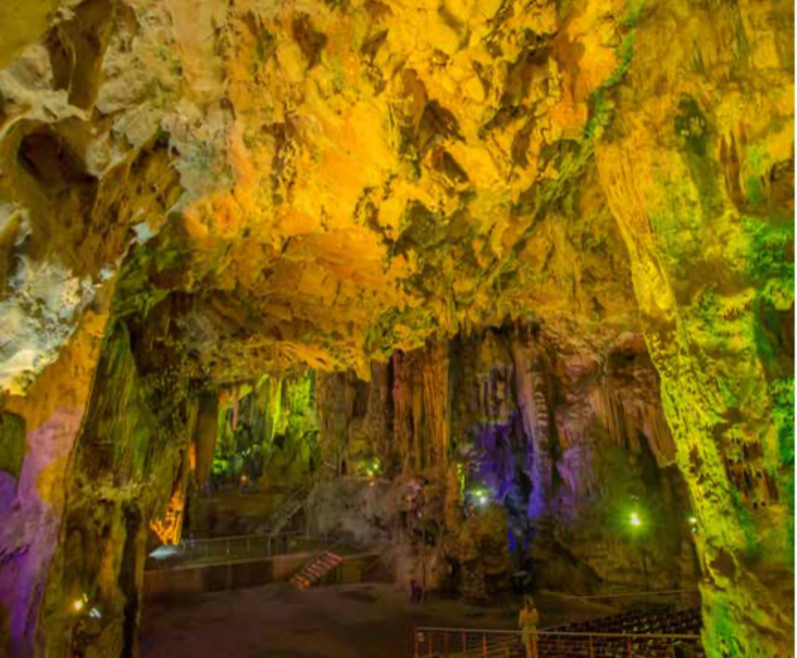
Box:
[588,385,676,465]
[368,362,391,467]
[420,340,450,472]
[509,324,554,523]
[392,352,414,473]
[232,385,239,431]
[194,391,219,488]
[265,376,283,444]
[307,321,693,594]
[316,372,348,474]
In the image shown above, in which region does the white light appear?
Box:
[72,599,85,612]
[630,512,641,527]
[149,545,182,560]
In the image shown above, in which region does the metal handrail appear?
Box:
[555,588,700,601]
[267,484,311,536]
[415,627,700,640]
[182,534,327,556]
[182,532,312,544]
[413,624,702,658]
[146,532,334,568]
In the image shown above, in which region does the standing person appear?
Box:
[518,596,539,658]
[409,579,420,603]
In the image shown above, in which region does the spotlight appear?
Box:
[629,512,642,528]
[72,599,85,612]
[689,516,697,525]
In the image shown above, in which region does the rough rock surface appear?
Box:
[312,324,697,592]
[0,0,792,657]
[0,0,638,392]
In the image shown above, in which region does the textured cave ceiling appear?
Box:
[0,0,792,395]
[0,0,646,392]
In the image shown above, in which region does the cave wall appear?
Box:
[0,292,201,658]
[44,306,197,658]
[0,286,183,658]
[0,296,110,657]
[591,1,795,654]
[313,321,698,593]
[317,364,393,477]
[178,373,321,537]
[449,324,694,592]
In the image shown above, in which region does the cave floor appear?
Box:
[139,584,616,658]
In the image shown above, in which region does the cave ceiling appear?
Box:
[0,0,791,392]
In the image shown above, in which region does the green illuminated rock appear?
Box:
[0,411,25,480]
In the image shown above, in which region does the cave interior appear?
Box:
[0,0,794,657]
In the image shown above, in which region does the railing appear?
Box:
[552,588,701,612]
[182,531,314,560]
[267,485,310,536]
[413,626,703,658]
[146,532,338,570]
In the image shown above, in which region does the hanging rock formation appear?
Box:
[313,323,696,592]
[0,0,792,656]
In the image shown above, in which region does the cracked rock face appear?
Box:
[0,0,793,657]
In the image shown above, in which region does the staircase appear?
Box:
[290,551,343,589]
[267,486,308,537]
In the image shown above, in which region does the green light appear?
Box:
[629,511,642,527]
[466,487,492,507]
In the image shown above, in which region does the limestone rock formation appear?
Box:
[0,0,792,656]
[310,323,697,592]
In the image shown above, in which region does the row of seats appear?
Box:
[418,605,704,658]
[535,605,705,658]
[548,606,701,636]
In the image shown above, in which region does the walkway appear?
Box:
[146,532,326,570]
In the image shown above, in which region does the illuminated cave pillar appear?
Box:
[597,111,793,656]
